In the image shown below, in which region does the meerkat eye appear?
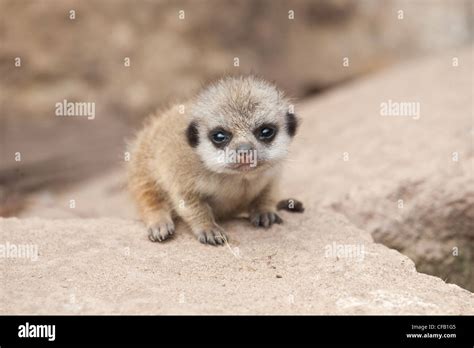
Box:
[260,128,274,138]
[209,129,232,146]
[212,132,227,142]
[255,124,277,142]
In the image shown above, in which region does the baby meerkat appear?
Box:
[127,75,302,246]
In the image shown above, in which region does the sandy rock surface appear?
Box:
[1,215,473,314]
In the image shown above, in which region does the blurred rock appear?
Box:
[332,161,474,291]
[1,0,472,123]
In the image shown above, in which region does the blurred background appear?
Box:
[0,0,473,290]
[1,0,472,216]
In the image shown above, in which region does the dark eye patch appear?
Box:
[254,123,278,143]
[186,121,199,148]
[208,127,232,148]
[286,112,298,137]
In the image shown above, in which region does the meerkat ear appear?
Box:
[286,112,298,137]
[186,121,200,147]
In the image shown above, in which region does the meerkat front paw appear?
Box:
[196,225,228,246]
[148,221,175,242]
[250,211,283,229]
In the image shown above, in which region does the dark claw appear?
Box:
[207,234,216,245]
[250,212,283,228]
[198,234,207,244]
[197,228,227,246]
[148,222,175,243]
[251,215,261,227]
[215,235,226,245]
[274,214,283,224]
[261,214,270,228]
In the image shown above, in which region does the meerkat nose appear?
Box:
[236,142,253,152]
[235,142,255,164]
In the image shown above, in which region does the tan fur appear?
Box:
[127,76,295,245]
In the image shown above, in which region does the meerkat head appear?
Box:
[186,76,298,175]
